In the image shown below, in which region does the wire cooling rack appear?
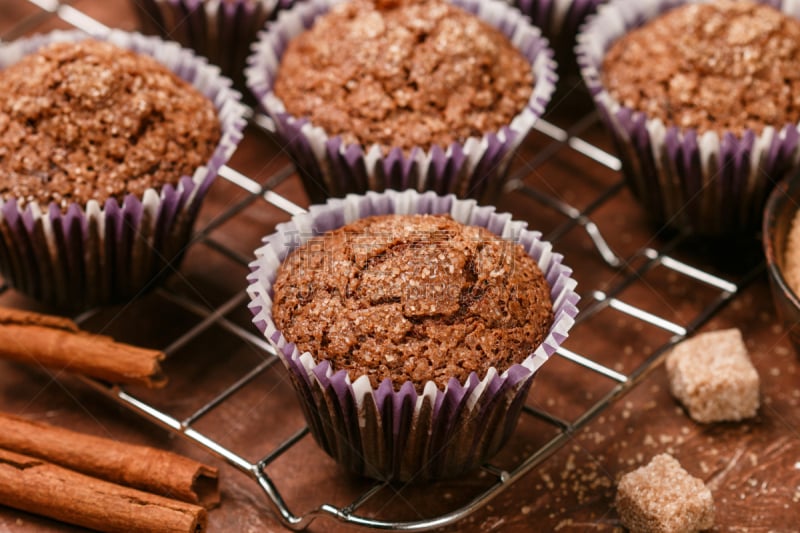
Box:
[1,2,766,531]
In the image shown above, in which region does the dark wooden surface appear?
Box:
[1,1,799,531]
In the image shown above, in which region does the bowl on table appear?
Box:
[763,175,800,356]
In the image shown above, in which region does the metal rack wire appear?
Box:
[3,2,765,531]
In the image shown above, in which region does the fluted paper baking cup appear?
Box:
[245,0,557,204]
[0,29,246,309]
[577,0,800,236]
[513,0,604,71]
[247,189,580,482]
[133,0,280,92]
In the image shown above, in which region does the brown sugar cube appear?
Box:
[616,453,714,533]
[665,328,760,423]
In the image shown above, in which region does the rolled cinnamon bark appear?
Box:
[0,413,219,508]
[0,307,166,388]
[0,307,79,331]
[0,448,206,533]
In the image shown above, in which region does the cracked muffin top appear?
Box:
[0,39,220,210]
[602,0,800,135]
[271,214,554,390]
[273,0,534,152]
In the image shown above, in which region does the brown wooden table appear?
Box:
[0,1,799,531]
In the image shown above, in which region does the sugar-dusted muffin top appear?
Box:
[602,0,800,135]
[272,214,554,390]
[273,0,534,152]
[0,39,221,210]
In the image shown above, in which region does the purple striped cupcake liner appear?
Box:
[247,189,580,482]
[0,29,247,309]
[245,0,558,205]
[132,0,281,92]
[577,0,800,237]
[512,0,605,74]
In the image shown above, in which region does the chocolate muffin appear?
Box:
[274,0,534,152]
[602,1,800,136]
[272,214,554,391]
[246,0,556,203]
[0,40,220,211]
[577,0,800,236]
[0,30,245,309]
[248,190,579,481]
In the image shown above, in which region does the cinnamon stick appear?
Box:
[0,307,79,331]
[0,448,206,533]
[0,307,166,388]
[0,413,219,508]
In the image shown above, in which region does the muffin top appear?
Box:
[271,214,554,390]
[273,0,534,151]
[0,39,221,210]
[602,0,800,135]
